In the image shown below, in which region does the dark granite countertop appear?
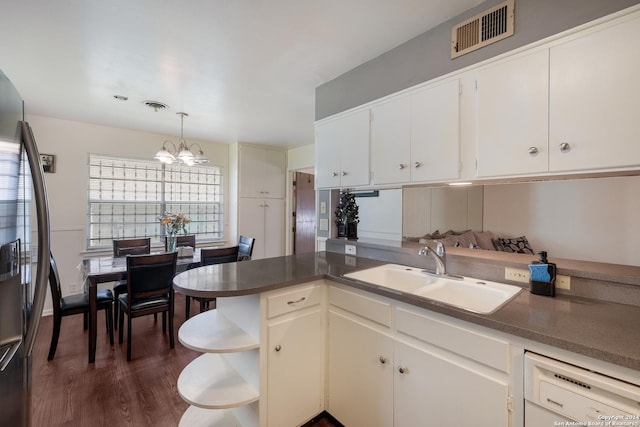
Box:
[173,251,640,372]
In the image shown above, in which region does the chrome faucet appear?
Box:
[418,241,447,275]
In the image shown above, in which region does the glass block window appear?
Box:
[87,154,223,248]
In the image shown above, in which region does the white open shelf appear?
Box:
[179,406,239,427]
[179,309,259,353]
[178,353,259,409]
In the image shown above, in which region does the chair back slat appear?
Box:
[126,252,177,302]
[201,246,240,266]
[238,235,255,260]
[113,238,151,257]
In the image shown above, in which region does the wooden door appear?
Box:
[294,172,316,254]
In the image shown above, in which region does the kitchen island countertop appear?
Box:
[173,251,640,372]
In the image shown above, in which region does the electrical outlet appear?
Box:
[345,245,356,255]
[556,275,571,290]
[345,256,356,266]
[505,267,529,283]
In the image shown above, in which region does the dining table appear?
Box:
[81,250,201,363]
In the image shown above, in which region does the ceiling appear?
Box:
[0,0,482,149]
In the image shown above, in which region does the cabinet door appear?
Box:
[263,198,285,259]
[239,146,285,198]
[371,96,411,185]
[394,341,510,427]
[267,310,323,427]
[262,149,286,198]
[315,109,370,189]
[476,49,549,178]
[410,79,461,182]
[327,311,393,427]
[549,15,640,173]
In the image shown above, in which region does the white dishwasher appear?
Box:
[525,352,640,425]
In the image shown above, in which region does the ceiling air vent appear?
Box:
[451,0,514,58]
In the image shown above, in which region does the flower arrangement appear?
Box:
[158,211,191,237]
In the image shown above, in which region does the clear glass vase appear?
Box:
[166,235,177,252]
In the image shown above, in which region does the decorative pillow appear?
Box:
[473,231,497,250]
[496,236,535,254]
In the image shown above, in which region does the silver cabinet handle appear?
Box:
[287,296,306,305]
[559,142,571,153]
[379,356,388,364]
[398,366,408,374]
[275,345,282,352]
[414,162,422,168]
[398,164,406,170]
[528,146,539,155]
[332,172,339,177]
[341,171,347,176]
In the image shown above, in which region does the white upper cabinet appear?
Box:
[549,13,640,173]
[476,49,550,178]
[371,79,460,185]
[410,79,461,183]
[239,146,286,199]
[370,96,411,185]
[315,109,370,189]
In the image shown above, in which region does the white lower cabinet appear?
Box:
[328,283,520,427]
[394,340,509,427]
[263,283,325,427]
[267,310,324,426]
[328,310,394,427]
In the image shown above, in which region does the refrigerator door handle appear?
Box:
[20,121,51,357]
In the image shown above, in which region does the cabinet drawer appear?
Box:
[267,284,322,319]
[329,286,392,327]
[396,307,510,373]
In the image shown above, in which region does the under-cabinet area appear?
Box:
[174,274,640,427]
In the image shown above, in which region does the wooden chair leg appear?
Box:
[83,312,88,330]
[118,304,125,344]
[113,297,119,330]
[47,315,61,361]
[105,307,114,346]
[199,299,206,313]
[185,296,191,321]
[126,314,132,361]
[169,306,175,349]
[162,312,167,333]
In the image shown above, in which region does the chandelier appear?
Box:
[154,112,209,166]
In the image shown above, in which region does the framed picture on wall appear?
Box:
[40,153,55,173]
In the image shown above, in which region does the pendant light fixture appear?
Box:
[154,112,209,166]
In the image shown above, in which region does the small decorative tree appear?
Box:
[334,190,359,239]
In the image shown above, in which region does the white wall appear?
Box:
[483,176,640,266]
[28,114,230,311]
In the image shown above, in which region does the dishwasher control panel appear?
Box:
[525,352,640,423]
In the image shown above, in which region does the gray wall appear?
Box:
[316,0,640,119]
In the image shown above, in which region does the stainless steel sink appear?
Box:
[343,264,522,314]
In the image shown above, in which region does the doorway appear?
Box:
[293,172,316,254]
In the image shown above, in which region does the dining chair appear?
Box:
[164,234,196,251]
[118,252,177,361]
[185,246,240,320]
[48,252,114,360]
[238,235,255,261]
[112,238,151,329]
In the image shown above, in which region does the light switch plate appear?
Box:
[319,218,329,231]
[320,201,327,214]
[345,244,357,255]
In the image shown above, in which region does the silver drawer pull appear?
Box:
[398,366,409,374]
[275,345,282,352]
[379,356,388,364]
[528,146,539,155]
[287,297,306,305]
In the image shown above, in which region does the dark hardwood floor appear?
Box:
[31,293,341,426]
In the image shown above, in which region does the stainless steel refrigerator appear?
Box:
[0,69,50,426]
